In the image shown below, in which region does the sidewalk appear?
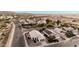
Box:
[5,22,15,47]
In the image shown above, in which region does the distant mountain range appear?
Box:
[0,11,79,19]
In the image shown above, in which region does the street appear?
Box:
[11,21,26,47]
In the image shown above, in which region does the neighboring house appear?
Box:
[37,20,46,24]
[63,27,74,31]
[7,16,13,19]
[0,15,6,19]
[29,30,46,42]
[53,28,63,34]
[43,29,56,36]
[67,27,78,35]
[20,19,28,24]
[43,28,66,41]
[52,28,66,39]
[72,29,78,35]
[43,29,60,39]
[27,19,36,24]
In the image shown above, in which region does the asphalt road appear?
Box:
[11,22,26,47]
[61,36,79,47]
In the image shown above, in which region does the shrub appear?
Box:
[65,30,75,38]
[37,23,45,27]
[48,36,56,43]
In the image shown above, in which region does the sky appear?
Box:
[16,11,79,14]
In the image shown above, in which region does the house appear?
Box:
[29,30,46,42]
[63,27,74,31]
[20,19,28,24]
[27,19,36,24]
[0,15,6,19]
[37,20,46,24]
[7,16,13,19]
[53,28,67,39]
[53,28,63,34]
[43,29,56,36]
[43,29,61,39]
[72,29,78,35]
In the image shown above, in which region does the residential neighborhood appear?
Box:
[0,11,79,47]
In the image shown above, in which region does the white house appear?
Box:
[29,30,46,42]
[27,19,36,24]
[37,20,46,24]
[20,19,28,24]
[7,16,13,19]
[53,28,63,34]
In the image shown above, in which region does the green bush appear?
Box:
[47,24,54,28]
[56,20,61,25]
[46,19,52,24]
[48,36,55,43]
[65,30,75,38]
[37,23,45,27]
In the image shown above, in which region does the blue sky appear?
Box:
[16,11,79,14]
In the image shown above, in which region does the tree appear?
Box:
[61,23,69,27]
[65,30,75,38]
[48,36,59,43]
[39,28,46,32]
[37,23,45,27]
[47,24,54,28]
[46,19,52,24]
[46,19,54,28]
[56,20,61,25]
[48,36,55,43]
[52,21,55,25]
[72,20,76,22]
